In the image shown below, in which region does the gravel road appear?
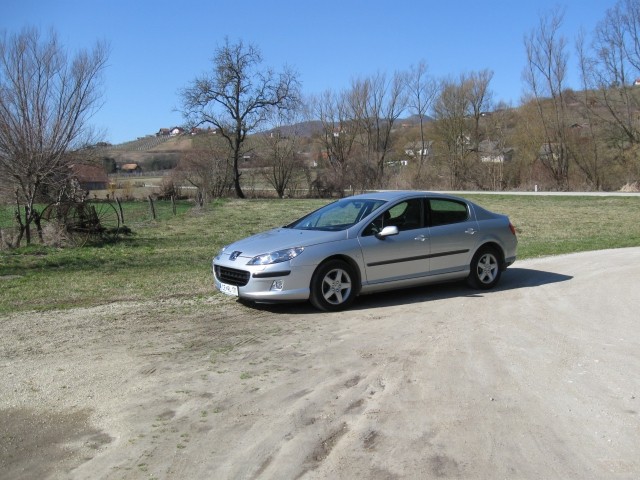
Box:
[1,248,639,479]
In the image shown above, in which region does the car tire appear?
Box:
[467,247,501,290]
[310,260,356,311]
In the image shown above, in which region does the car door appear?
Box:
[427,197,479,275]
[358,198,431,285]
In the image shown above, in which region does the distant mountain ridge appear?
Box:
[106,115,432,150]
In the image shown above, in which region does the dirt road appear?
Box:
[2,248,639,479]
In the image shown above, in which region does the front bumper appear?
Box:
[212,260,314,302]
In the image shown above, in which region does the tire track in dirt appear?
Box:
[2,249,640,479]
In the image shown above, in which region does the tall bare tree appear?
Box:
[311,89,360,196]
[349,71,407,185]
[433,75,473,189]
[480,102,519,190]
[585,0,640,144]
[0,27,108,244]
[577,0,640,187]
[573,32,609,190]
[259,110,303,198]
[405,61,439,179]
[180,38,301,198]
[523,8,572,189]
[467,69,494,150]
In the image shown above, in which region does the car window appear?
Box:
[362,199,424,236]
[288,198,386,231]
[429,199,469,226]
[362,210,391,236]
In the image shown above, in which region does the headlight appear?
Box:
[247,247,304,265]
[214,245,228,260]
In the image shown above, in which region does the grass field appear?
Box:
[2,194,640,314]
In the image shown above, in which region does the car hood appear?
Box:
[222,228,348,259]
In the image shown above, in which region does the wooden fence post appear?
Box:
[148,195,156,220]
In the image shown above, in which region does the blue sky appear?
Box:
[4,0,616,144]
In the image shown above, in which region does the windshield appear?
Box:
[286,198,387,231]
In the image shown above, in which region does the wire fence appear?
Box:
[0,198,195,246]
[113,197,194,225]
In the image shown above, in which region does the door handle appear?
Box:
[465,228,477,235]
[414,235,428,242]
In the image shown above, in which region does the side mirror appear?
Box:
[376,225,399,239]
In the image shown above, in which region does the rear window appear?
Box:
[429,199,469,226]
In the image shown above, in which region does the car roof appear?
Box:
[347,190,465,202]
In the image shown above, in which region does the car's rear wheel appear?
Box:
[467,247,501,289]
[310,260,356,311]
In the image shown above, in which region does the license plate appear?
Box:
[219,283,239,296]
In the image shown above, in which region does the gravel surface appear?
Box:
[1,248,639,479]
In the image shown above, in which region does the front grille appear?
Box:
[215,265,250,286]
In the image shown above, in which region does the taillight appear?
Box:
[509,222,517,236]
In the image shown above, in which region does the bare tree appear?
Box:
[433,75,473,189]
[523,8,572,189]
[467,69,494,151]
[259,110,303,198]
[349,71,407,185]
[430,70,498,189]
[511,101,549,188]
[405,61,439,178]
[180,38,301,198]
[572,32,610,190]
[175,135,232,202]
[586,0,640,144]
[310,89,360,196]
[576,0,640,187]
[0,27,108,245]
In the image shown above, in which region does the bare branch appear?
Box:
[180,38,301,198]
[0,27,108,244]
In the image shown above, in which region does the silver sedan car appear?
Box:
[213,191,517,311]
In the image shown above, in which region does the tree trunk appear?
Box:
[232,147,245,198]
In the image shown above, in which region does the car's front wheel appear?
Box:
[310,260,356,311]
[467,247,501,289]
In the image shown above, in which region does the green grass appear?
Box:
[0,199,193,229]
[465,194,640,258]
[1,195,640,314]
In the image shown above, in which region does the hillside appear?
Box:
[97,135,195,171]
[106,134,194,152]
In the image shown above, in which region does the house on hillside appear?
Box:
[70,164,109,191]
[190,126,217,135]
[156,127,185,137]
[404,141,433,158]
[478,140,513,163]
[120,163,142,174]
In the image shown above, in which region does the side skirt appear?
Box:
[359,269,469,295]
